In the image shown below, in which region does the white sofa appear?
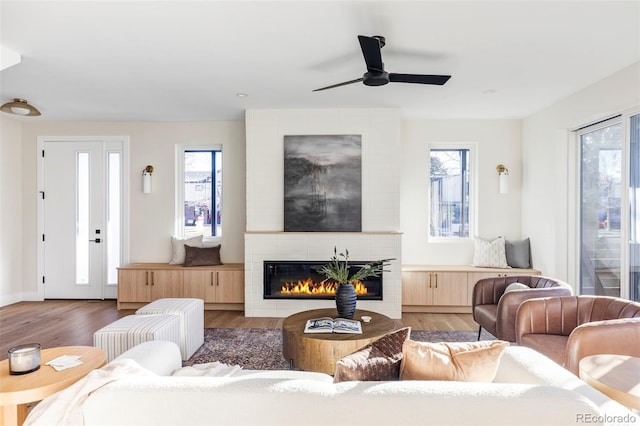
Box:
[27,341,639,426]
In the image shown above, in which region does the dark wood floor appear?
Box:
[0,300,478,360]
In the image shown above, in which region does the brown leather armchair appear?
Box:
[516,295,640,375]
[472,275,573,342]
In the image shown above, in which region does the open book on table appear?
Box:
[304,317,362,334]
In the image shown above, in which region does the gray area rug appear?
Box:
[184,327,496,370]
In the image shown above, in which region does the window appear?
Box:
[178,147,222,239]
[578,120,622,298]
[429,148,472,239]
[630,113,640,302]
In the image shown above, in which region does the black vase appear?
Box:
[335,283,357,319]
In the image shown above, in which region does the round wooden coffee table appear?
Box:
[0,346,106,426]
[282,308,397,375]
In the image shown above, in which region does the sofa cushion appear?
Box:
[183,244,222,267]
[169,235,203,264]
[400,340,509,382]
[333,327,411,383]
[471,236,509,268]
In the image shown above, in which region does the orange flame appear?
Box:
[281,279,368,296]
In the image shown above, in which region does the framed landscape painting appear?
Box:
[284,135,362,232]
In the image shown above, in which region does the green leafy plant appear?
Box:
[315,247,393,285]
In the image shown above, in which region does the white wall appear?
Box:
[522,61,640,285]
[18,121,245,298]
[0,116,23,306]
[244,109,403,318]
[400,119,523,265]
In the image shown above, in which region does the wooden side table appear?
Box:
[0,346,106,426]
[282,308,397,375]
[579,354,640,410]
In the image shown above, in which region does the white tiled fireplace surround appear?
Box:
[244,108,403,319]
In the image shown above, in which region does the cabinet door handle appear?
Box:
[210,272,214,286]
[434,274,438,289]
[145,271,149,286]
[429,273,432,289]
[151,271,155,286]
[216,271,219,287]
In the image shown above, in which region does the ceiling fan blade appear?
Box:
[358,35,384,73]
[312,77,363,92]
[389,73,451,85]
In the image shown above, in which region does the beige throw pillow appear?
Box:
[400,340,509,382]
[471,236,509,268]
[169,235,203,264]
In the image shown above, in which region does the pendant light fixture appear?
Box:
[0,98,41,116]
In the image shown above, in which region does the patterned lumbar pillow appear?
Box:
[471,236,509,268]
[169,235,203,264]
[333,327,411,383]
[400,340,509,382]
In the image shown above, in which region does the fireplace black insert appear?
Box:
[263,260,383,300]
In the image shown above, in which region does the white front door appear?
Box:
[40,137,127,299]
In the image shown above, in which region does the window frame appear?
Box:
[427,143,476,242]
[175,144,223,242]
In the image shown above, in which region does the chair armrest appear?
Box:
[565,318,640,375]
[472,276,530,310]
[496,287,573,342]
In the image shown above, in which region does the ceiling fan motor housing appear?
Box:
[363,71,390,86]
[312,35,450,91]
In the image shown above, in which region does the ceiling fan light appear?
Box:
[0,98,41,116]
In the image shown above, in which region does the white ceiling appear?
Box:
[1,1,639,122]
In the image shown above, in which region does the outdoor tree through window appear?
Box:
[429,148,471,238]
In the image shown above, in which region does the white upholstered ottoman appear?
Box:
[93,314,181,362]
[135,298,204,360]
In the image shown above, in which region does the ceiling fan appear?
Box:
[313,35,451,92]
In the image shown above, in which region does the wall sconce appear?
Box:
[496,164,509,194]
[142,165,154,194]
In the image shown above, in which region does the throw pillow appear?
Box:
[499,282,530,302]
[504,282,529,293]
[505,238,531,268]
[169,235,203,265]
[400,340,509,382]
[333,327,411,383]
[183,244,222,267]
[471,236,509,268]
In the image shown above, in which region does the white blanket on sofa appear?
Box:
[24,359,155,426]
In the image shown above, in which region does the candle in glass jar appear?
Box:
[8,343,41,375]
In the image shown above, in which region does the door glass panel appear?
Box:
[107,152,121,285]
[630,114,640,302]
[580,123,622,297]
[76,152,90,284]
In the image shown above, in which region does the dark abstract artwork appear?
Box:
[284,135,362,232]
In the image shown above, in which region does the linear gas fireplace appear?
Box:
[263,261,383,300]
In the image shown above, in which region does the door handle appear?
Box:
[89,238,101,243]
